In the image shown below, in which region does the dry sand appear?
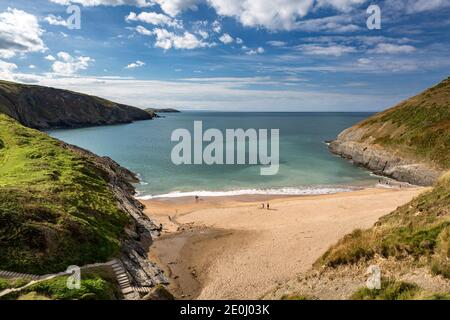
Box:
[142,187,425,300]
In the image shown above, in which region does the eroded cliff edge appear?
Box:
[329,77,449,186]
[0,80,153,129]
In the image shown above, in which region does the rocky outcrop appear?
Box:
[329,77,449,186]
[329,127,445,186]
[0,80,153,129]
[62,142,168,295]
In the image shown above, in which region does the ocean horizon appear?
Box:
[47,111,379,198]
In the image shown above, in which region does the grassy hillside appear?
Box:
[0,114,131,274]
[350,77,450,169]
[317,172,450,278]
[0,80,152,129]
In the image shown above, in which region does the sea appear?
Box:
[47,112,380,199]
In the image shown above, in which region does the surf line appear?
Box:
[170,121,279,175]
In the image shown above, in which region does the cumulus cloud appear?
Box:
[44,14,69,27]
[385,0,450,14]
[267,41,286,47]
[0,59,18,80]
[150,0,200,16]
[51,51,94,75]
[219,33,234,44]
[125,11,182,28]
[125,60,145,69]
[0,8,46,59]
[212,20,222,33]
[135,26,211,50]
[297,44,357,56]
[135,25,153,35]
[153,28,211,49]
[49,0,153,7]
[246,47,265,55]
[148,0,368,30]
[295,15,361,33]
[45,54,57,61]
[369,43,416,54]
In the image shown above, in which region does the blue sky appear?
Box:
[0,0,449,111]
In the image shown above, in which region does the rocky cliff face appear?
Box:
[0,80,153,129]
[329,78,449,186]
[329,130,444,186]
[64,143,168,293]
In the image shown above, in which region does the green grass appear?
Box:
[356,77,450,169]
[351,279,420,300]
[0,278,30,291]
[0,114,131,274]
[0,275,119,300]
[351,279,450,300]
[317,172,450,278]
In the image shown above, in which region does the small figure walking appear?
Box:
[261,203,265,209]
[195,195,199,202]
[267,203,270,210]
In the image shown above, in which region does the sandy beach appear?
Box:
[143,187,425,300]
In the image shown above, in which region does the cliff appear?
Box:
[330,77,450,186]
[0,114,166,298]
[0,80,153,129]
[267,172,450,300]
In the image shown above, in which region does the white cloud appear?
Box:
[125,60,145,69]
[295,15,361,33]
[51,51,94,75]
[246,47,265,55]
[0,59,18,80]
[212,20,222,33]
[44,14,68,27]
[386,0,450,14]
[315,0,367,12]
[125,11,181,28]
[150,0,200,16]
[45,54,56,61]
[0,49,15,59]
[139,27,211,50]
[29,65,36,69]
[197,30,209,39]
[219,33,234,44]
[267,40,286,47]
[135,25,153,35]
[369,43,416,54]
[49,0,153,7]
[29,74,399,112]
[236,37,244,44]
[297,44,357,56]
[148,0,368,30]
[0,8,46,59]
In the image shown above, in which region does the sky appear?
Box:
[0,0,449,111]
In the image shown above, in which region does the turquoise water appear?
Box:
[47,112,379,198]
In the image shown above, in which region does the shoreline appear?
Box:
[142,186,426,300]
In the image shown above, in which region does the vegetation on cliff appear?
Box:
[0,273,120,300]
[0,80,153,129]
[0,114,131,274]
[316,172,450,278]
[347,77,450,169]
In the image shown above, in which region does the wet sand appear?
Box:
[143,187,425,300]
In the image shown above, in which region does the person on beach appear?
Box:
[267,203,270,210]
[195,195,199,202]
[261,203,265,209]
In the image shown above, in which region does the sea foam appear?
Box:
[136,186,357,200]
